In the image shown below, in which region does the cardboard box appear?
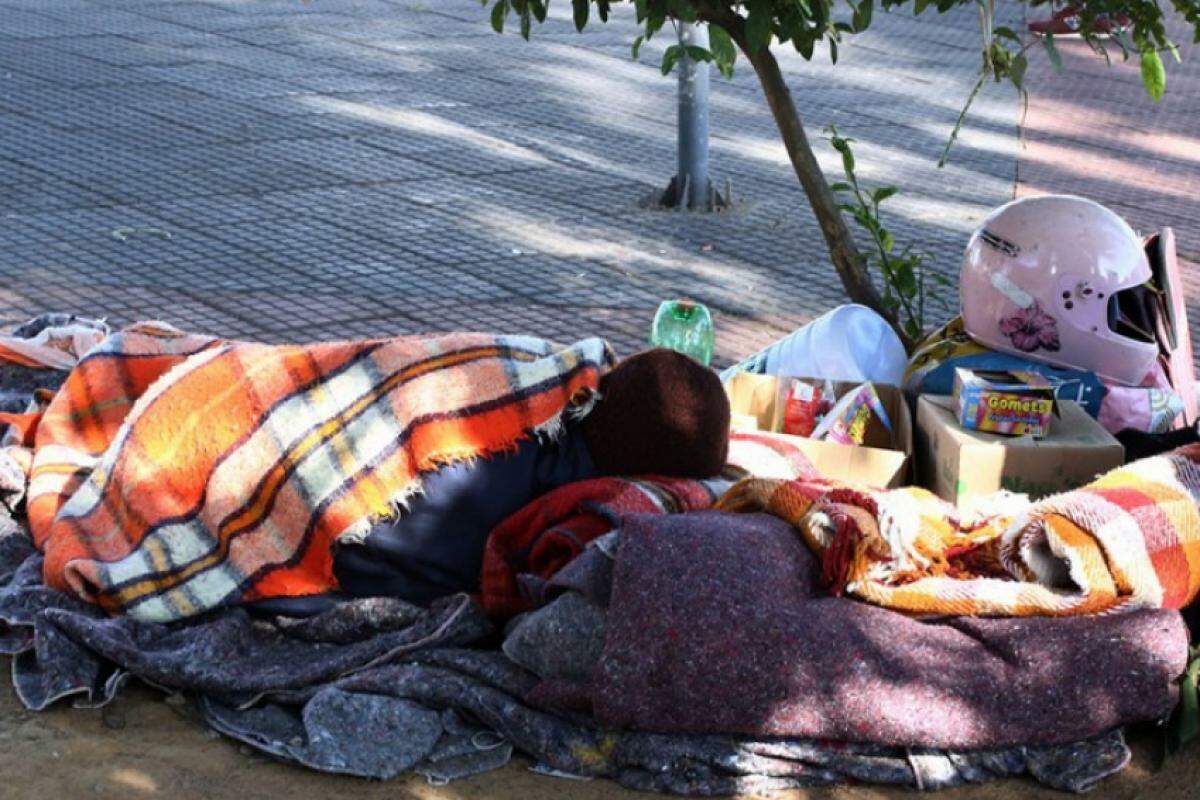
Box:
[953,368,1057,438]
[724,372,912,488]
[916,395,1124,506]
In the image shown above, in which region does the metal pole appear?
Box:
[676,21,710,210]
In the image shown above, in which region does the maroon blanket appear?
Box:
[592,511,1189,749]
[478,476,727,620]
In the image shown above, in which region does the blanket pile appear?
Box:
[0,513,1159,794]
[0,315,1193,796]
[10,322,614,622]
[717,444,1200,616]
[587,512,1187,749]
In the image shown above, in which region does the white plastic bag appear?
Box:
[721,304,907,386]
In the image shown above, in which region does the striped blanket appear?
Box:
[18,322,614,621]
[717,444,1200,616]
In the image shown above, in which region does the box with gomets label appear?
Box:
[953,367,1058,438]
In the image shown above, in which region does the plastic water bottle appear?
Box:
[650,300,714,366]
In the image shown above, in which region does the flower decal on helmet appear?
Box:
[999,302,1061,352]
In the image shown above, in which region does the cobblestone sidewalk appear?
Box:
[1,0,1020,362]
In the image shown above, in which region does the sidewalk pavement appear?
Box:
[1,0,1019,363]
[1,1,1194,365]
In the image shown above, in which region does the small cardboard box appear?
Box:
[953,368,1057,438]
[916,395,1124,506]
[724,372,912,488]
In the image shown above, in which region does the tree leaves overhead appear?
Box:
[851,0,873,33]
[1141,48,1166,101]
[744,2,774,53]
[707,24,738,77]
[481,0,1186,104]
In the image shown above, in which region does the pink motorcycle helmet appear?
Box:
[960,194,1159,386]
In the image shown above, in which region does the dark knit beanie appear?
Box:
[580,349,730,478]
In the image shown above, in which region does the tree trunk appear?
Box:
[700,10,914,350]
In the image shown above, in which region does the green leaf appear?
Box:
[852,0,873,33]
[1043,32,1064,73]
[746,6,774,54]
[914,0,931,13]
[894,261,918,299]
[993,25,1019,42]
[881,228,896,254]
[647,5,666,35]
[795,34,815,60]
[490,0,506,33]
[708,24,738,78]
[572,0,588,32]
[829,181,852,193]
[631,34,644,60]
[668,0,697,23]
[872,186,899,204]
[829,37,838,64]
[1009,52,1027,90]
[661,44,681,75]
[1141,49,1166,101]
[839,146,854,177]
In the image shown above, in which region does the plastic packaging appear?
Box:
[720,305,907,386]
[812,382,893,445]
[781,378,824,436]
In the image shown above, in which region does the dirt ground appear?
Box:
[0,659,1195,800]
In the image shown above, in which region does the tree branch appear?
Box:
[693,4,914,351]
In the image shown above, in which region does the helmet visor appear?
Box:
[1108,282,1161,346]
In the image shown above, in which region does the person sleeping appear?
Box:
[17,324,730,622]
[329,348,729,608]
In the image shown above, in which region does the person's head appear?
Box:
[580,348,729,478]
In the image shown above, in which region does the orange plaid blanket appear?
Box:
[16,322,614,621]
[717,444,1200,616]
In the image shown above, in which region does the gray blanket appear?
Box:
[0,510,1156,794]
[590,512,1188,749]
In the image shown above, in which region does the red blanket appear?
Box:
[478,430,818,619]
[479,475,729,619]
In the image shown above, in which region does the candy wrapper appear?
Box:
[779,378,833,437]
[812,382,893,446]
